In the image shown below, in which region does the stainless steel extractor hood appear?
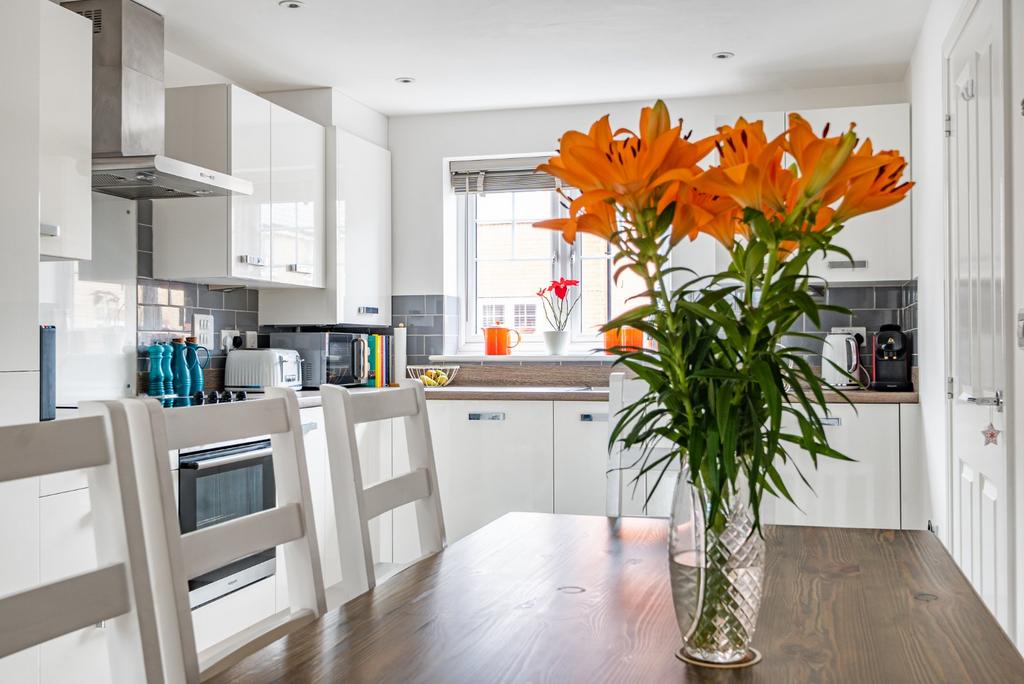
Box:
[60,0,252,200]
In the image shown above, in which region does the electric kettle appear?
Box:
[821,333,864,388]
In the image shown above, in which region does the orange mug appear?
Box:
[483,325,522,355]
[604,326,643,354]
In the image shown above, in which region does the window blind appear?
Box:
[450,156,565,194]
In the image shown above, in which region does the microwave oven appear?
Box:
[268,332,371,388]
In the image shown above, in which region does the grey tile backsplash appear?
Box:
[786,281,918,369]
[136,200,261,374]
[392,294,459,366]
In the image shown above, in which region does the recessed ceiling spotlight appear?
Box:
[394,76,416,84]
[278,0,304,8]
[712,51,735,60]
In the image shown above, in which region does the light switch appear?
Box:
[193,313,215,349]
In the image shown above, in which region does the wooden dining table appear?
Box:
[210,513,1024,683]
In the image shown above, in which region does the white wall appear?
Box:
[165,50,236,88]
[389,81,907,296]
[904,0,965,550]
[1011,0,1024,649]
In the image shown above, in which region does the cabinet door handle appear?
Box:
[239,254,266,267]
[468,412,505,421]
[287,263,313,275]
[826,260,867,270]
[358,306,380,315]
[301,421,318,434]
[821,416,842,427]
[580,413,608,422]
[40,223,60,237]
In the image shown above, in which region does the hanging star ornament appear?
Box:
[982,423,1001,446]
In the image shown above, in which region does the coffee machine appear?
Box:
[870,324,913,391]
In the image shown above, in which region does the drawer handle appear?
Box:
[580,413,608,422]
[287,263,313,275]
[468,412,505,421]
[826,260,867,269]
[40,223,61,237]
[821,417,842,427]
[358,306,380,315]
[239,254,266,267]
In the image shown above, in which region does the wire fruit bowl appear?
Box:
[407,365,459,387]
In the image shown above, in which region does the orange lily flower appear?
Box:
[833,152,913,223]
[535,100,717,244]
[689,118,790,213]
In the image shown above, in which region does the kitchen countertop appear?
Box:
[291,385,917,406]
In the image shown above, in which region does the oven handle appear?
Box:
[180,447,273,470]
[352,337,368,381]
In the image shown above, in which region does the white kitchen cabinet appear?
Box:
[260,128,391,326]
[762,403,902,529]
[38,489,110,684]
[0,0,40,377]
[796,103,912,282]
[39,1,92,261]
[192,577,277,654]
[553,403,609,515]
[412,401,554,546]
[154,84,324,288]
[270,107,325,288]
[0,476,40,683]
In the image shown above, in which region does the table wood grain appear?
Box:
[209,514,1023,683]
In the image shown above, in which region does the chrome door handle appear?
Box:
[40,223,61,237]
[287,263,313,274]
[820,417,842,427]
[580,413,608,422]
[239,254,266,267]
[960,391,1004,411]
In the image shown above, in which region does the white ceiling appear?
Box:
[138,0,930,116]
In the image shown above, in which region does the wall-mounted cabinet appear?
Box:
[678,103,911,284]
[152,84,324,288]
[39,1,92,261]
[260,128,391,326]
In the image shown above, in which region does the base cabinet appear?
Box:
[406,401,554,549]
[762,403,902,529]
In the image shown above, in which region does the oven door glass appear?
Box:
[179,440,276,608]
[326,333,366,385]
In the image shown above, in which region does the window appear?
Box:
[457,167,652,350]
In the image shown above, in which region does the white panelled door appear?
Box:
[945,0,1013,636]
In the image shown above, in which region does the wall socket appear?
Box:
[220,329,240,351]
[192,313,215,349]
[831,326,867,341]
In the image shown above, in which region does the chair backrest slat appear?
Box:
[180,503,304,580]
[321,381,446,600]
[0,563,130,660]
[362,468,431,521]
[162,398,291,450]
[349,387,420,424]
[0,416,109,483]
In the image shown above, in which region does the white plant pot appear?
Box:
[543,330,570,356]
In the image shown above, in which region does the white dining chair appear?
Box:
[320,380,446,601]
[0,406,166,683]
[122,387,326,683]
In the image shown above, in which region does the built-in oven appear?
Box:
[178,437,276,608]
[268,332,371,388]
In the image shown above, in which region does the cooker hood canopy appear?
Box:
[60,0,252,200]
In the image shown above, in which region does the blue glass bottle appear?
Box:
[186,338,210,394]
[160,342,174,395]
[147,344,165,397]
[170,339,191,399]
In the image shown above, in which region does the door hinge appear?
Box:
[944,114,952,137]
[946,376,954,399]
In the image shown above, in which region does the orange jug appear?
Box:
[604,326,644,354]
[483,324,522,355]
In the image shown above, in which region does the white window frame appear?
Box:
[458,189,664,353]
